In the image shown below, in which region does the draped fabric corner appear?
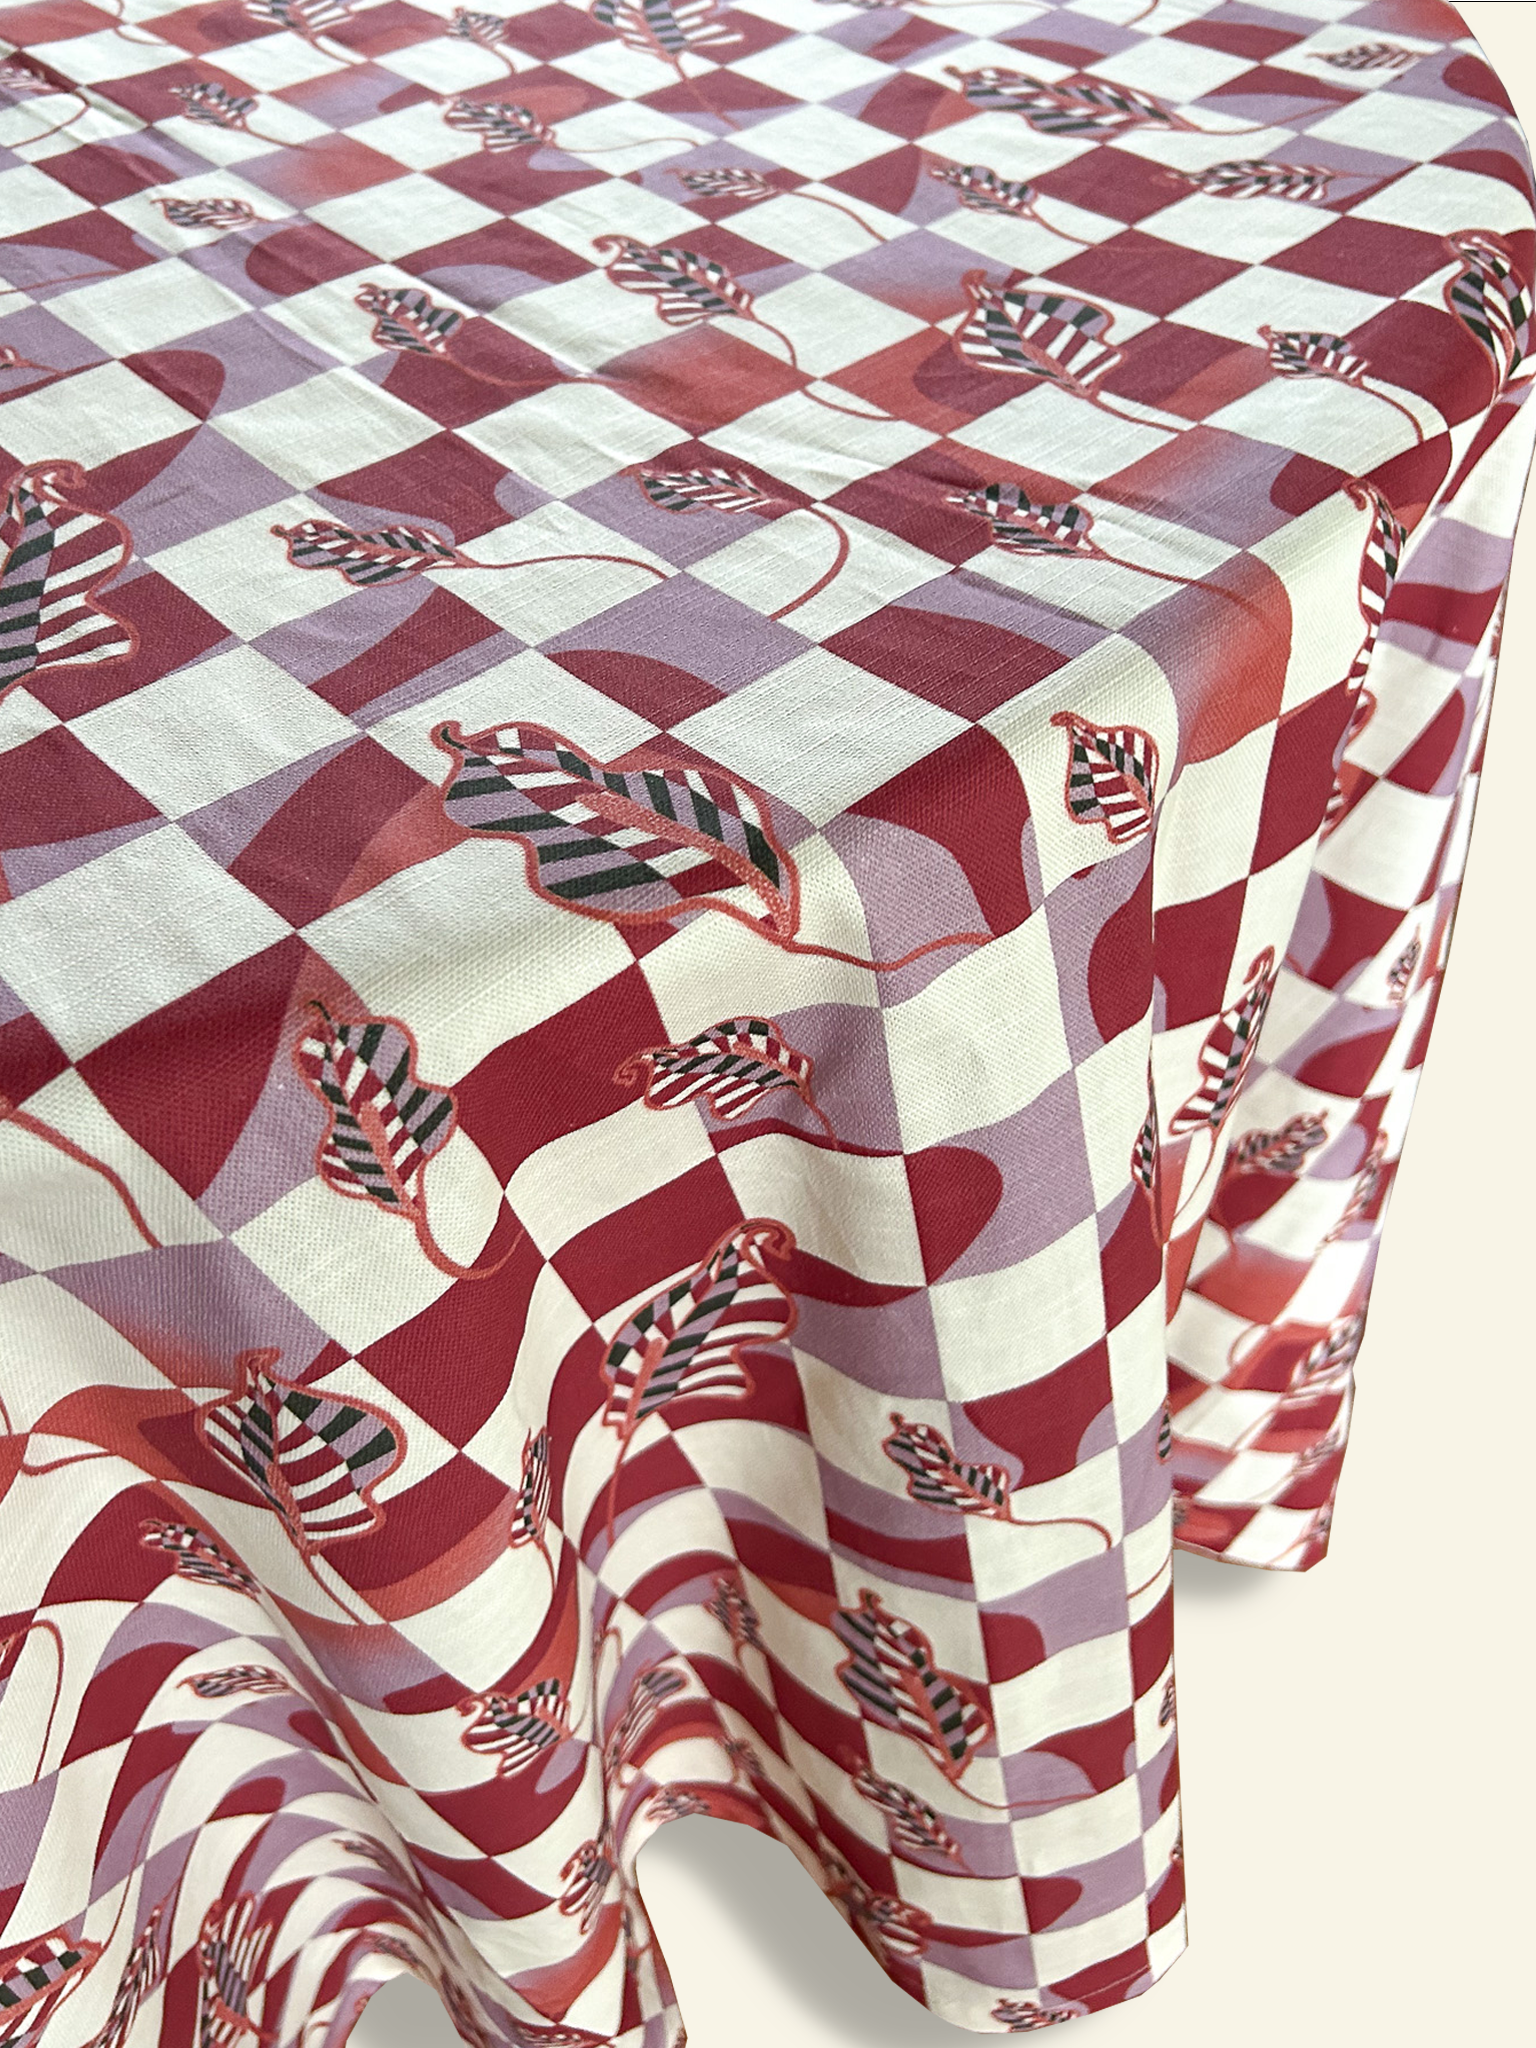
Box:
[0,1,1529,2043]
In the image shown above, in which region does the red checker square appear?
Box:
[0,0,102,42]
[501,3,609,59]
[34,139,167,206]
[0,727,159,850]
[430,147,607,217]
[1267,215,1449,296]
[1251,689,1348,872]
[25,573,228,720]
[836,324,976,436]
[244,221,372,296]
[846,69,960,144]
[548,649,723,726]
[1206,62,1353,112]
[362,349,511,433]
[1102,320,1256,415]
[1343,298,1491,430]
[76,936,309,1201]
[665,221,800,288]
[961,1340,1114,1486]
[97,57,243,125]
[339,1451,511,1598]
[0,1008,70,1109]
[601,326,802,436]
[828,603,1067,722]
[1047,232,1244,319]
[413,203,596,287]
[647,69,793,128]
[553,1159,745,1321]
[228,736,436,924]
[149,0,279,52]
[1154,880,1248,1028]
[712,5,794,57]
[319,432,519,544]
[824,142,926,221]
[4,207,149,279]
[310,587,500,718]
[324,0,441,58]
[242,135,410,207]
[828,445,1014,564]
[1032,146,1186,228]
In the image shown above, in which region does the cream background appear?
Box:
[358,7,1535,2041]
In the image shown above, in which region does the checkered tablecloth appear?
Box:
[0,0,1529,2040]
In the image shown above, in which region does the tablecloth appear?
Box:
[0,0,1530,2040]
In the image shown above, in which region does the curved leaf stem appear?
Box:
[1024,202,1092,248]
[769,506,850,619]
[1,1617,65,1783]
[297,1544,374,1626]
[1001,1508,1114,1549]
[778,927,993,972]
[797,191,888,243]
[455,548,668,581]
[409,1201,524,1281]
[0,1099,162,1247]
[5,94,91,142]
[671,56,740,132]
[1361,379,1427,444]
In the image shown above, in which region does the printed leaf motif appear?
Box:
[245,0,355,36]
[645,1787,712,1820]
[444,98,556,151]
[632,466,774,515]
[170,82,260,129]
[676,167,772,199]
[1131,1070,1158,1195]
[590,0,740,58]
[1342,479,1406,692]
[1444,229,1531,386]
[458,1678,570,1776]
[1386,932,1421,1003]
[509,1426,552,1559]
[1176,159,1332,201]
[1228,1112,1328,1173]
[355,282,465,356]
[0,460,137,700]
[993,2001,1076,2030]
[0,1928,101,2043]
[0,57,61,95]
[929,161,1041,217]
[615,1016,818,1122]
[604,1664,687,1778]
[196,1897,273,2048]
[139,1521,256,1594]
[1260,326,1368,384]
[593,236,754,328]
[956,275,1122,394]
[270,517,471,583]
[87,1906,163,2048]
[704,1567,763,1652]
[947,482,1098,556]
[432,720,799,939]
[601,1219,797,1441]
[0,343,47,370]
[557,1842,613,1933]
[882,1413,1011,1518]
[1168,947,1277,1135]
[294,1002,456,1211]
[852,1765,967,1865]
[179,1665,294,1697]
[1050,711,1160,847]
[447,8,515,46]
[822,1851,933,1960]
[832,1588,993,1784]
[152,196,263,229]
[196,1347,405,1551]
[945,66,1181,136]
[1323,40,1415,72]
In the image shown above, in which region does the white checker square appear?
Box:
[708,390,936,499]
[0,162,91,234]
[673,647,968,826]
[308,174,501,261]
[547,38,683,101]
[302,838,636,1085]
[730,34,894,102]
[911,111,1093,183]
[1086,35,1255,101]
[459,381,678,491]
[429,506,672,641]
[0,360,199,470]
[26,28,182,85]
[1204,375,1415,469]
[1169,266,1389,349]
[929,1215,1106,1399]
[740,104,905,180]
[0,829,291,1060]
[686,505,946,639]
[371,39,530,97]
[489,268,669,374]
[1313,778,1452,911]
[742,272,926,376]
[69,645,356,820]
[929,195,1119,271]
[1304,90,1490,161]
[1267,25,1440,91]
[48,259,249,353]
[1152,726,1271,908]
[712,188,905,269]
[509,178,699,259]
[548,102,712,165]
[152,495,356,640]
[721,1136,926,1286]
[1032,1900,1151,1983]
[883,908,1072,1152]
[508,1100,716,1258]
[1142,191,1334,264]
[950,384,1173,494]
[214,366,439,488]
[1351,159,1536,239]
[345,102,487,173]
[209,32,356,91]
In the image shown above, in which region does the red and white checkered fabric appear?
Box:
[0,0,1528,2042]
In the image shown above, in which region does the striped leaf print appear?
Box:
[851,1765,967,1867]
[1176,159,1333,202]
[1168,947,1277,1135]
[152,196,264,229]
[458,1677,570,1776]
[1443,228,1531,387]
[86,1906,163,2048]
[927,162,1090,245]
[604,1663,688,1783]
[1260,327,1425,441]
[945,66,1185,135]
[633,466,773,516]
[169,81,260,129]
[704,1567,763,1656]
[293,1001,515,1280]
[676,166,771,199]
[196,1897,273,2048]
[508,1427,554,1583]
[195,1348,405,1551]
[0,1928,101,2043]
[948,483,1099,556]
[590,0,739,58]
[443,97,555,151]
[179,1665,294,1698]
[822,1853,932,1961]
[881,1414,1011,1518]
[270,518,472,584]
[1228,1113,1328,1174]
[0,461,137,701]
[355,283,465,355]
[992,2000,1076,2030]
[245,0,356,40]
[1323,40,1415,72]
[446,7,515,47]
[956,277,1123,397]
[1131,1070,1159,1198]
[557,1842,613,1934]
[138,1521,256,1594]
[1050,711,1160,847]
[832,1588,992,1785]
[593,236,754,329]
[615,1015,833,1137]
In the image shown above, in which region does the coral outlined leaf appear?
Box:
[509,1426,552,1557]
[294,1003,456,1211]
[139,1521,256,1594]
[170,82,260,129]
[945,66,1182,135]
[676,167,771,199]
[993,2000,1075,2030]
[153,196,263,229]
[180,1666,294,1698]
[956,275,1122,393]
[433,720,798,938]
[0,460,137,699]
[1260,326,1368,383]
[605,1663,688,1777]
[601,1219,797,1440]
[948,482,1099,557]
[832,1588,992,1783]
[557,1842,613,1933]
[823,1851,933,1961]
[1168,947,1277,1135]
[1050,711,1160,846]
[590,0,740,59]
[1177,159,1332,201]
[196,1897,273,2048]
[271,518,471,583]
[633,466,774,515]
[1323,40,1415,72]
[882,1414,1011,1517]
[444,97,555,150]
[87,1906,164,2048]
[1444,229,1531,386]
[447,7,515,46]
[458,1678,570,1776]
[852,1766,967,1865]
[0,1927,101,2043]
[355,283,465,355]
[1228,1113,1328,1173]
[616,1016,820,1123]
[196,1348,405,1550]
[245,0,356,37]
[929,161,1039,216]
[593,236,753,327]
[704,1568,763,1653]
